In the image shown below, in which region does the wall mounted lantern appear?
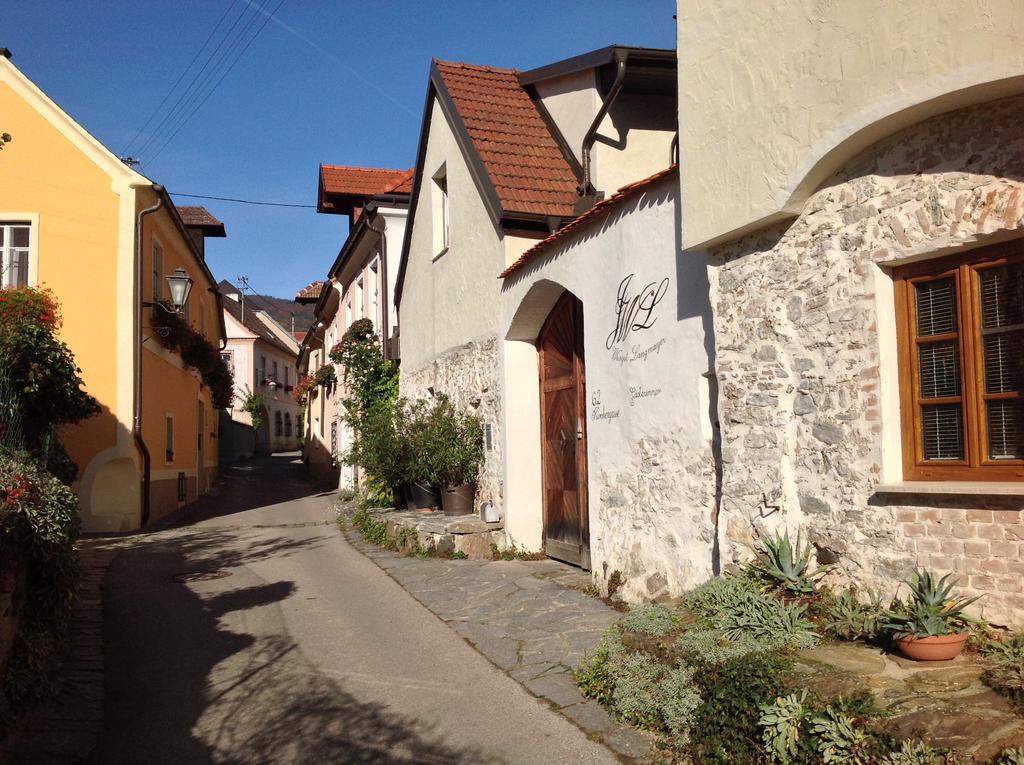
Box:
[166,268,194,314]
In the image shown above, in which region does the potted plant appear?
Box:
[416,395,484,516]
[401,399,441,511]
[884,569,981,661]
[748,528,829,600]
[345,398,413,509]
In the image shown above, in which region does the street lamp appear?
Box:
[166,267,193,314]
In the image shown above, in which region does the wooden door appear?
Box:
[538,292,590,568]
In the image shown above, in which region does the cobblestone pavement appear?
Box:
[344,524,654,761]
[1,538,123,764]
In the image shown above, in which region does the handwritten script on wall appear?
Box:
[606,274,670,350]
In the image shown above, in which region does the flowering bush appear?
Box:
[0,451,80,729]
[0,288,99,479]
[150,305,233,408]
[312,364,336,387]
[292,375,313,404]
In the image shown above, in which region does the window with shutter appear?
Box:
[895,243,1024,480]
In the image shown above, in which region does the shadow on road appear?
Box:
[92,519,488,764]
[158,452,337,529]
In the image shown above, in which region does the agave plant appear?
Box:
[749,529,829,595]
[883,569,982,639]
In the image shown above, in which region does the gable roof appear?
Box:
[500,165,678,279]
[318,165,414,214]
[177,206,226,237]
[433,60,579,220]
[295,280,325,304]
[222,294,296,357]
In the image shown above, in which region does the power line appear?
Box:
[120,0,240,158]
[146,0,288,167]
[171,192,314,208]
[133,1,253,160]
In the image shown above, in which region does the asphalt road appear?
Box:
[91,454,616,764]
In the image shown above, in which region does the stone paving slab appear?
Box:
[342,522,655,762]
[796,642,1024,761]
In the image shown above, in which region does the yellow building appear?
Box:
[0,50,227,530]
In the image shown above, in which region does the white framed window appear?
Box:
[356,278,365,319]
[369,259,380,328]
[1,222,31,288]
[152,237,164,303]
[220,351,234,376]
[345,299,353,328]
[432,164,449,258]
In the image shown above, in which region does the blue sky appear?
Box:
[6,1,675,297]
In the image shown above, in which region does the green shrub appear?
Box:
[609,650,666,729]
[824,589,887,642]
[684,573,762,618]
[151,305,233,408]
[0,452,80,728]
[714,591,819,649]
[883,740,944,765]
[604,649,702,739]
[688,649,794,763]
[0,288,100,475]
[575,630,623,705]
[675,628,768,664]
[621,604,678,636]
[760,689,811,764]
[991,748,1024,765]
[413,394,483,487]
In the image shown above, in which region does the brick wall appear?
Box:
[894,503,1024,623]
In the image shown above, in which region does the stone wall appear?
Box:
[400,335,504,512]
[708,93,1024,626]
[596,433,717,602]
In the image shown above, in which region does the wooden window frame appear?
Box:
[894,241,1024,481]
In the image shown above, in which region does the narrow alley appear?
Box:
[85,455,617,764]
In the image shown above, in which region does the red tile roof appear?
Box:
[320,166,414,198]
[434,60,578,219]
[177,206,223,228]
[499,165,678,278]
[295,280,325,303]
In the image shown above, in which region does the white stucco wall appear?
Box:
[533,69,599,166]
[500,174,718,600]
[593,93,676,194]
[677,0,1024,249]
[399,97,505,371]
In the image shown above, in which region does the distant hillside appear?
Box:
[218,280,316,334]
[246,293,317,334]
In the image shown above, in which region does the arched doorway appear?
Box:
[537,291,589,568]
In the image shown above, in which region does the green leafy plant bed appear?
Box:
[574,556,1020,763]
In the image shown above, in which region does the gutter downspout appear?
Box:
[364,210,390,359]
[579,52,628,197]
[134,186,164,527]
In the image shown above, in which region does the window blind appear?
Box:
[915,278,963,461]
[980,263,1024,460]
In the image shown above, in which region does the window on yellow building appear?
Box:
[165,414,174,463]
[152,238,164,303]
[0,223,30,288]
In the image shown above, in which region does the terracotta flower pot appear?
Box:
[895,632,969,662]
